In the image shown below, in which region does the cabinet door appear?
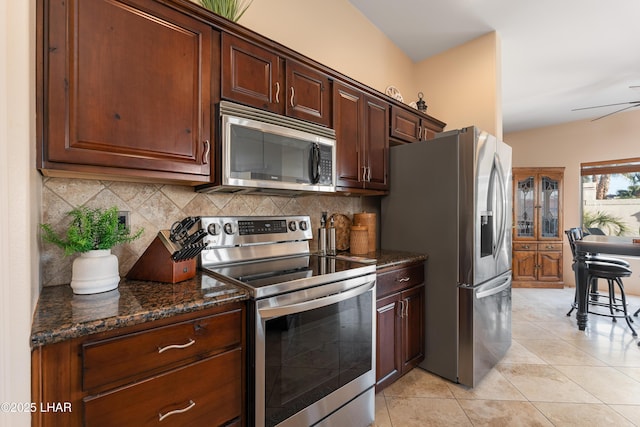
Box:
[537,249,563,282]
[364,95,389,190]
[390,106,421,143]
[513,172,536,240]
[512,250,537,281]
[537,172,563,240]
[333,82,364,188]
[286,60,331,127]
[401,285,424,372]
[221,33,281,113]
[375,293,402,389]
[43,0,213,179]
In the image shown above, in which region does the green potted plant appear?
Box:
[198,0,253,22]
[41,206,143,294]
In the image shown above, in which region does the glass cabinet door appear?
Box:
[539,174,560,238]
[514,175,535,238]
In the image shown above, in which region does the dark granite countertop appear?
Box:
[31,274,249,348]
[31,249,424,348]
[368,249,427,269]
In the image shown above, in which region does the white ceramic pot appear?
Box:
[70,249,120,294]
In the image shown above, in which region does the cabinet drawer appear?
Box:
[84,348,242,427]
[538,243,562,251]
[513,242,536,251]
[83,308,242,392]
[377,263,424,298]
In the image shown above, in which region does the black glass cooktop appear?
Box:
[202,254,375,299]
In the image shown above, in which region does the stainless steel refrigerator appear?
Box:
[381,126,512,387]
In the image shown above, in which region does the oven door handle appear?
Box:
[258,281,375,320]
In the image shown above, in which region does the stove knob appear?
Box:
[299,220,308,231]
[288,221,297,232]
[223,222,236,235]
[207,223,220,236]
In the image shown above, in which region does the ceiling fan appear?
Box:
[572,85,640,121]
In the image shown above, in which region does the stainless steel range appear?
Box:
[199,215,376,427]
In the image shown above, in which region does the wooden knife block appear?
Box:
[127,233,196,284]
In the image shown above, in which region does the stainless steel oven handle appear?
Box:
[259,281,375,320]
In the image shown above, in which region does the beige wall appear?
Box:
[241,1,500,134]
[242,0,417,104]
[505,108,640,294]
[1,0,38,425]
[416,32,503,139]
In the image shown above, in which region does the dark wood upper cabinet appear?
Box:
[333,81,388,192]
[221,33,281,113]
[285,60,332,127]
[333,82,363,189]
[222,33,331,127]
[390,105,445,144]
[38,0,216,183]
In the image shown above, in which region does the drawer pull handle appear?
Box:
[523,245,530,249]
[398,277,410,282]
[158,338,195,354]
[202,140,210,164]
[158,400,195,422]
[275,82,280,103]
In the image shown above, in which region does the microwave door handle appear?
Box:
[311,142,321,183]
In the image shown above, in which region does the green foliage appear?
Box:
[199,0,253,21]
[583,210,630,236]
[40,206,143,256]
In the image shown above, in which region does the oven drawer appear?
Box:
[84,348,242,427]
[82,308,242,392]
[377,263,425,298]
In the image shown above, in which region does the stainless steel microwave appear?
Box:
[197,101,336,195]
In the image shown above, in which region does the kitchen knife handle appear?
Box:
[158,338,195,354]
[158,400,195,422]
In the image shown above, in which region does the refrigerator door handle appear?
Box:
[476,273,511,299]
[492,153,508,259]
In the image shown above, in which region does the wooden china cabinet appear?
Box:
[512,167,565,288]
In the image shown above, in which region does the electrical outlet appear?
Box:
[118,211,130,230]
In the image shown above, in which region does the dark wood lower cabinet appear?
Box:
[376,262,425,391]
[31,303,245,427]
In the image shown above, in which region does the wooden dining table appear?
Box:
[573,235,640,332]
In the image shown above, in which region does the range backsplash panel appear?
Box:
[40,177,371,286]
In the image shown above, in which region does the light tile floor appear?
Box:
[374,287,640,426]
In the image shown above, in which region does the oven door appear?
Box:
[252,274,376,427]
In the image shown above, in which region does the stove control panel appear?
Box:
[200,215,313,249]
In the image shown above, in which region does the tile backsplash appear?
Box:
[40,177,377,286]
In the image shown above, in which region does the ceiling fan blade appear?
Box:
[591,103,640,121]
[572,100,640,111]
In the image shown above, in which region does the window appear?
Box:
[581,157,640,236]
